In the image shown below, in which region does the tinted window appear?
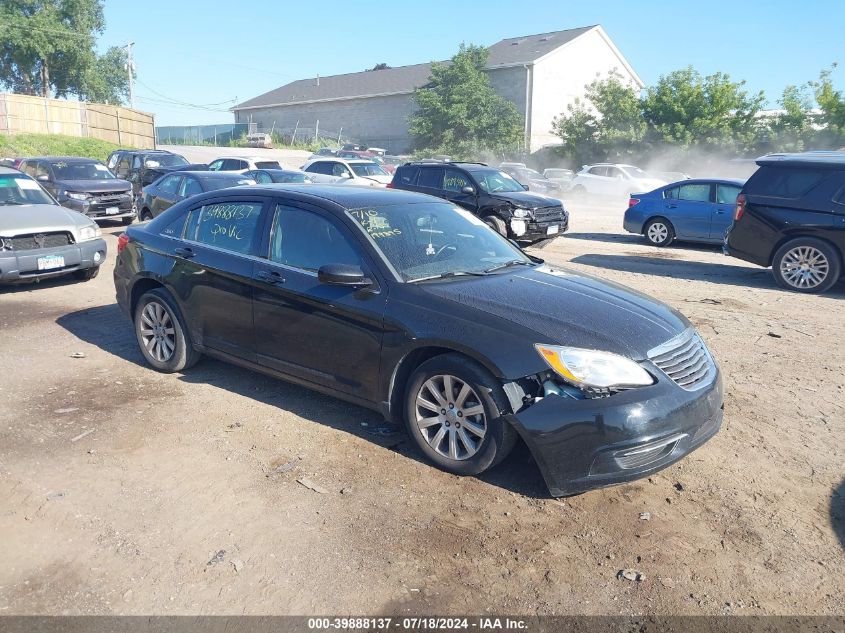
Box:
[51,161,114,180]
[107,153,119,169]
[395,165,419,186]
[22,161,38,178]
[717,184,742,204]
[417,167,444,189]
[35,162,51,180]
[185,201,264,254]
[269,205,362,272]
[181,177,203,197]
[444,169,471,192]
[222,159,244,171]
[676,183,711,202]
[748,166,828,198]
[589,166,608,176]
[305,161,333,175]
[208,159,224,171]
[255,161,281,169]
[158,175,182,195]
[605,166,624,179]
[332,163,352,178]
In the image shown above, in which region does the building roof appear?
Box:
[234,26,600,111]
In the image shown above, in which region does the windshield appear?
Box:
[622,165,649,177]
[469,169,526,193]
[145,154,188,168]
[350,163,388,177]
[50,161,115,180]
[0,174,57,206]
[346,202,531,282]
[545,169,571,178]
[255,161,282,169]
[203,177,255,191]
[517,168,543,180]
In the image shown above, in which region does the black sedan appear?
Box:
[137,171,255,221]
[114,186,723,496]
[244,169,312,184]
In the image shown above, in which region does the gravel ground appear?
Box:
[0,196,842,616]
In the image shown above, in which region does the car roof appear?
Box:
[756,151,845,168]
[249,168,305,175]
[25,156,99,163]
[222,184,446,208]
[662,178,745,187]
[0,166,28,176]
[182,171,250,179]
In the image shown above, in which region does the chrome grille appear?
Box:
[92,192,129,204]
[534,206,565,221]
[647,329,714,391]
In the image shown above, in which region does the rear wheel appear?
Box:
[134,289,200,372]
[772,238,841,294]
[139,208,152,221]
[484,215,507,237]
[404,354,517,476]
[644,218,675,247]
[121,216,134,225]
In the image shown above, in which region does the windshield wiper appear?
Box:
[409,270,489,283]
[483,260,533,274]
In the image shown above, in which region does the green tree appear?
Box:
[409,44,523,158]
[642,67,764,152]
[0,0,128,103]
[761,84,814,152]
[80,45,130,105]
[811,64,845,147]
[551,71,645,166]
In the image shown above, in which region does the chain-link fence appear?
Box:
[155,123,249,146]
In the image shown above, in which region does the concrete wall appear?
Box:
[235,93,417,154]
[529,28,641,150]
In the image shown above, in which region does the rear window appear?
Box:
[746,166,828,198]
[255,161,281,170]
[395,165,419,186]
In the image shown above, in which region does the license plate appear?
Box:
[546,225,559,235]
[105,207,120,215]
[37,255,64,270]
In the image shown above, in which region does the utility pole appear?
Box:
[125,42,136,109]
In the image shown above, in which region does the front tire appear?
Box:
[134,289,200,372]
[404,354,517,476]
[484,215,507,237]
[772,238,841,294]
[644,218,675,247]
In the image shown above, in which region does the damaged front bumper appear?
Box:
[505,367,723,497]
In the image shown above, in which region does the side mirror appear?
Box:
[37,174,50,182]
[461,185,475,195]
[342,172,353,179]
[318,263,372,287]
[522,184,529,191]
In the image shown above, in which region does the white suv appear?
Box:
[208,156,283,173]
[301,158,392,187]
[570,164,666,198]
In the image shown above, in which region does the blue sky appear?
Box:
[100,0,845,126]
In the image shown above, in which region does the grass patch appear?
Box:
[0,133,124,163]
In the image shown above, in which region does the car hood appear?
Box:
[54,178,131,193]
[0,203,93,237]
[420,265,689,360]
[490,190,561,208]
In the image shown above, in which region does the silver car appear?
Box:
[0,167,107,283]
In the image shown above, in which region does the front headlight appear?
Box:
[66,192,90,201]
[535,344,654,390]
[78,225,102,241]
[512,208,530,218]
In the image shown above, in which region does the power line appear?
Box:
[135,77,237,109]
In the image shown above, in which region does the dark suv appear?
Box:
[390,162,568,244]
[106,149,206,198]
[725,152,845,293]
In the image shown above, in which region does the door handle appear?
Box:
[174,247,195,258]
[667,204,678,209]
[715,210,725,214]
[255,269,285,285]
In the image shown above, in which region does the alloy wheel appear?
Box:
[647,222,669,244]
[138,301,176,363]
[780,246,830,289]
[414,374,487,461]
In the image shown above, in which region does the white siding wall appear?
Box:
[529,28,641,150]
[235,93,417,154]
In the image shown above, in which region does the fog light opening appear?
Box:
[93,251,102,263]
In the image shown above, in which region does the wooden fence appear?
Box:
[0,93,155,148]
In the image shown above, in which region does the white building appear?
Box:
[232,25,642,154]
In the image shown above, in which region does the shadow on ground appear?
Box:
[833,479,845,551]
[56,304,550,498]
[564,232,723,254]
[571,253,845,296]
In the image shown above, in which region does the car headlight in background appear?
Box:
[66,192,91,201]
[78,225,102,241]
[512,208,530,218]
[535,344,654,390]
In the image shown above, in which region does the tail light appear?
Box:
[628,197,640,208]
[386,182,394,189]
[734,193,746,221]
[117,233,129,254]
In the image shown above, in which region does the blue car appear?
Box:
[623,179,745,247]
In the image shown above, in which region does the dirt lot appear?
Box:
[1,198,843,616]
